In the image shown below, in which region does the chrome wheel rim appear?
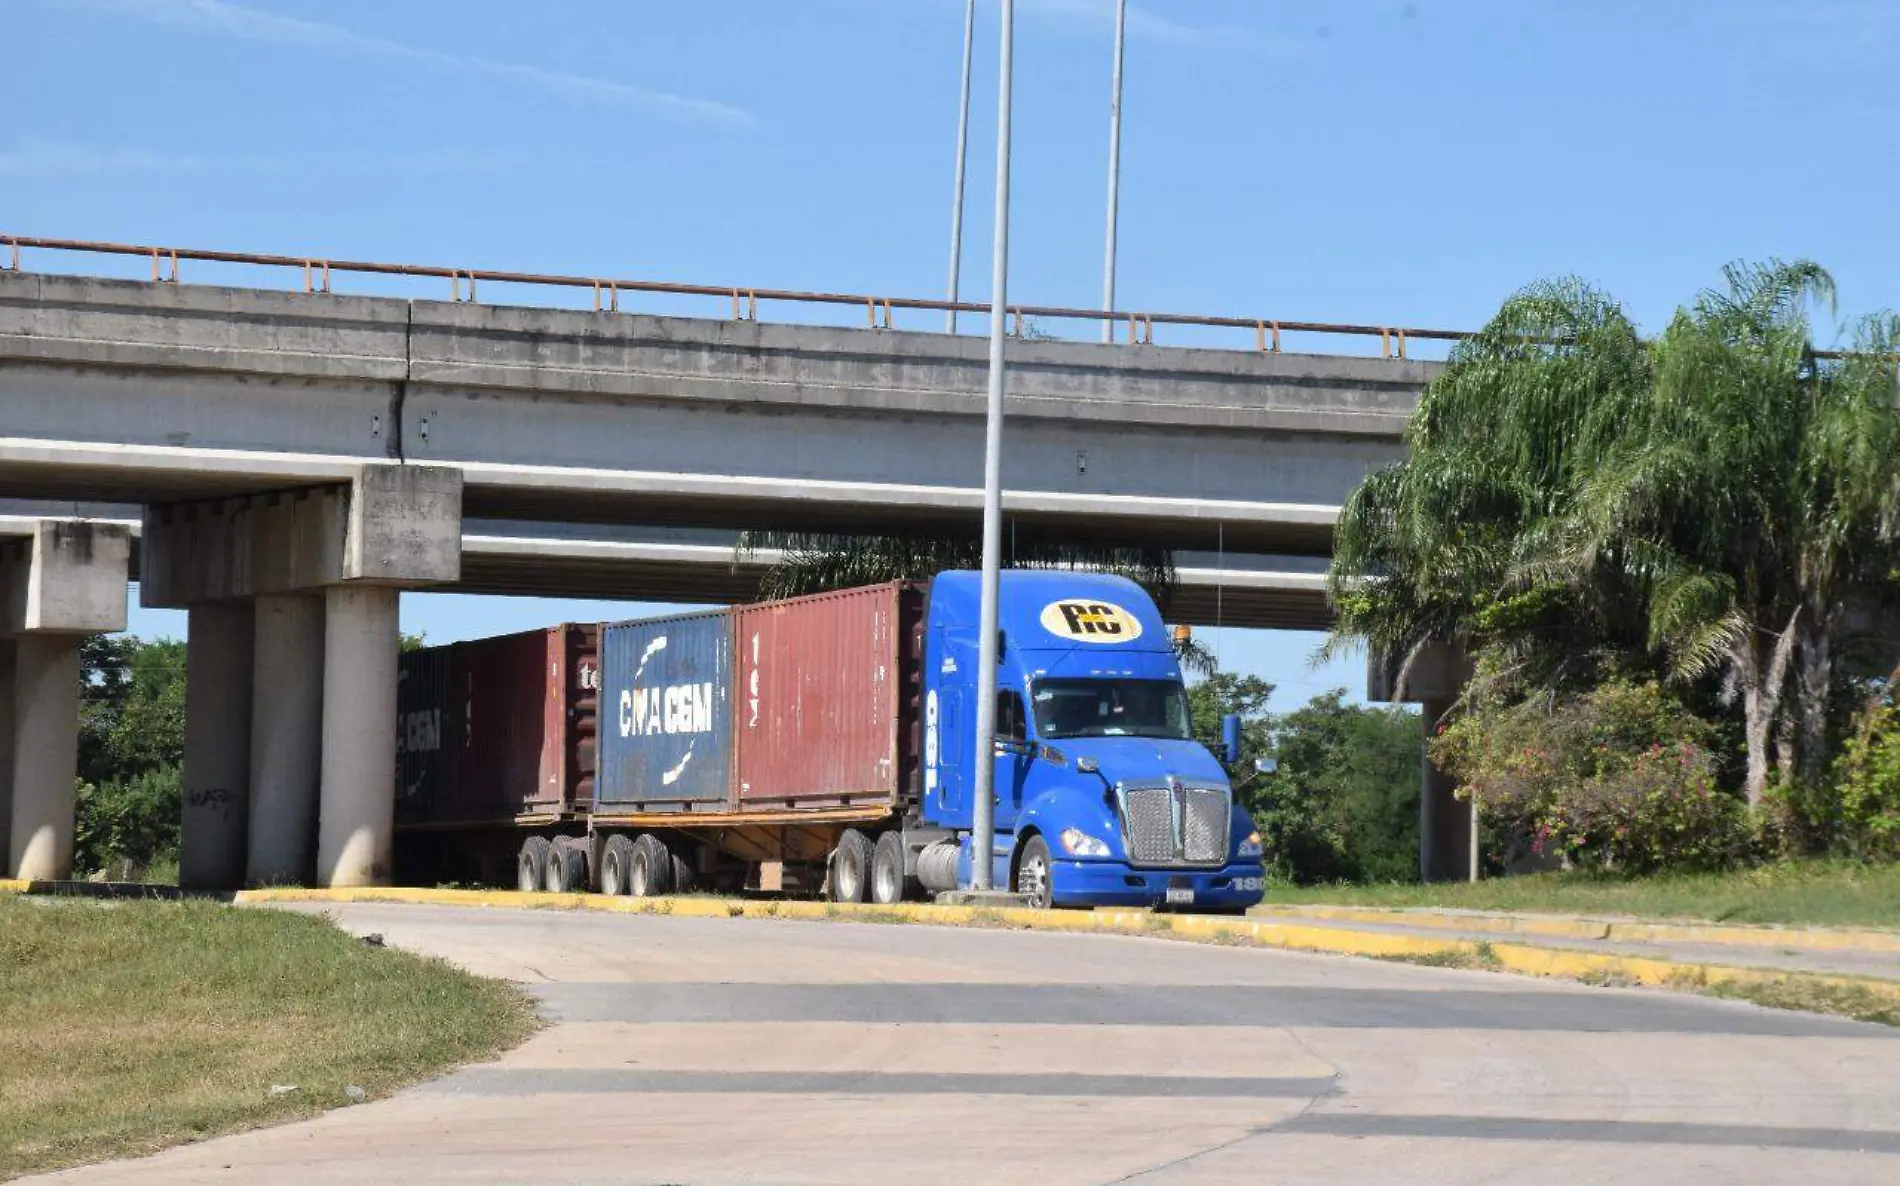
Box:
[1018,853,1049,906]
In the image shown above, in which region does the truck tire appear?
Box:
[517,836,552,894]
[629,834,673,898]
[831,829,872,903]
[600,835,636,896]
[666,840,697,895]
[545,840,587,894]
[1014,835,1053,909]
[870,832,906,905]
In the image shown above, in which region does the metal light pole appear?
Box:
[1100,0,1127,343]
[945,0,976,334]
[969,0,1014,892]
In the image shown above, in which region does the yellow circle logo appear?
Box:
[1039,600,1144,643]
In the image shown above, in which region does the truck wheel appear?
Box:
[870,832,906,905]
[1015,835,1053,909]
[629,834,674,898]
[600,835,636,896]
[831,829,872,903]
[666,840,697,895]
[545,841,587,894]
[517,836,552,893]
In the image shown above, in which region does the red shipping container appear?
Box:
[733,583,923,809]
[398,624,598,827]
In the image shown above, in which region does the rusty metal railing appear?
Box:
[1,233,1466,360]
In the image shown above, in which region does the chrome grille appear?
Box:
[1121,786,1178,865]
[1118,782,1230,867]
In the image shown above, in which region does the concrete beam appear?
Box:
[0,520,131,635]
[140,463,462,607]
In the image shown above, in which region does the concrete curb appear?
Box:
[235,886,1900,1011]
[0,879,28,894]
[1252,903,1900,954]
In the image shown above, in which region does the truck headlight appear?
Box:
[1237,831,1263,859]
[1060,827,1110,858]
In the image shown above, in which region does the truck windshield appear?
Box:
[1032,679,1191,740]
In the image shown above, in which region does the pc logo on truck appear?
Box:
[1040,599,1143,643]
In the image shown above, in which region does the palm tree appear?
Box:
[1323,278,1653,701]
[1579,263,1900,800]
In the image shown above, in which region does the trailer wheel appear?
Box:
[545,840,588,894]
[831,829,872,903]
[516,836,553,893]
[629,834,674,898]
[665,840,697,895]
[600,835,637,896]
[870,832,906,905]
[1014,835,1053,909]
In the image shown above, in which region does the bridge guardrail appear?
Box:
[2,233,1466,361]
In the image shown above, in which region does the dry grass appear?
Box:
[0,896,537,1180]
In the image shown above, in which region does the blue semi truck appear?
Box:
[395,570,1266,912]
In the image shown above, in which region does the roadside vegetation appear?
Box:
[1265,859,1900,929]
[1323,261,1900,889]
[0,896,536,1179]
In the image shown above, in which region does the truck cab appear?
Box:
[918,571,1266,911]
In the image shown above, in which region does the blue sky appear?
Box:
[7,0,1896,709]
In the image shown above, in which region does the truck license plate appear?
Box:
[1165,886,1195,905]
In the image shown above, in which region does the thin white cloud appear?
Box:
[0,138,199,178]
[0,138,520,179]
[1015,0,1311,54]
[55,0,753,126]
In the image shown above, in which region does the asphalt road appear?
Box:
[33,902,1900,1185]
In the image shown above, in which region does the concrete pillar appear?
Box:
[178,602,254,891]
[317,585,398,887]
[1418,696,1473,883]
[246,594,324,886]
[8,634,80,880]
[0,641,13,872]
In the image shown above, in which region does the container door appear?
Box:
[598,613,733,811]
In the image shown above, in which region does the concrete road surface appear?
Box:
[31,903,1900,1185]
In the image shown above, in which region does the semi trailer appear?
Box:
[394,571,1267,911]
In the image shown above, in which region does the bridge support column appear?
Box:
[1,521,131,881]
[0,641,13,873]
[246,594,324,886]
[9,636,80,881]
[1367,641,1475,884]
[143,464,461,888]
[317,586,398,887]
[178,603,254,891]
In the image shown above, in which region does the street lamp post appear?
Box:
[945,0,976,334]
[1101,0,1127,343]
[969,0,1014,892]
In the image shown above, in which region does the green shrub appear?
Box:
[1831,699,1900,860]
[1432,680,1752,874]
[74,768,181,876]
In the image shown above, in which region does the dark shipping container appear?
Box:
[596,611,734,811]
[394,624,599,828]
[734,583,921,810]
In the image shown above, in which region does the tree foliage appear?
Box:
[1329,260,1900,824]
[75,636,187,875]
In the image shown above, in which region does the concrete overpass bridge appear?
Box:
[0,237,1451,890]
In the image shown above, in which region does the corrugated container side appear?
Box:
[396,643,459,824]
[597,611,734,812]
[561,624,601,814]
[735,583,915,809]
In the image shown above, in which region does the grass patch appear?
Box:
[0,897,537,1179]
[1265,859,1900,929]
[1372,941,1502,971]
[1705,977,1900,1027]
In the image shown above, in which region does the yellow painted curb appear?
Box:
[1252,903,1900,955]
[0,879,28,894]
[231,885,1900,1011]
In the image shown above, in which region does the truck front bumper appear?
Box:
[1049,858,1265,910]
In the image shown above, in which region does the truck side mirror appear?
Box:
[1221,713,1243,765]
